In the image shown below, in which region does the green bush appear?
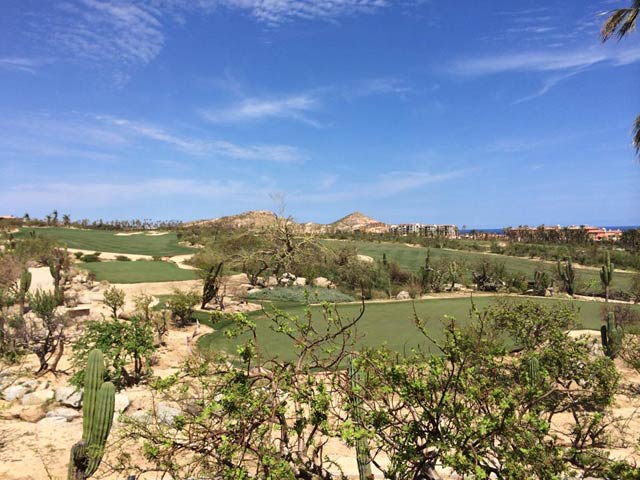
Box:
[81,254,101,263]
[115,255,131,261]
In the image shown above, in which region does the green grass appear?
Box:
[198,295,636,362]
[333,239,635,293]
[79,261,198,283]
[247,286,355,303]
[16,227,193,256]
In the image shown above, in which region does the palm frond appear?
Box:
[633,114,640,157]
[601,6,639,41]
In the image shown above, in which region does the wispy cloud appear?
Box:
[99,115,305,162]
[219,0,390,26]
[0,57,52,74]
[450,45,640,75]
[292,168,473,203]
[201,94,321,126]
[0,177,268,210]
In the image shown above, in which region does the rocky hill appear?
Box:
[185,210,278,230]
[330,211,386,232]
[186,210,387,233]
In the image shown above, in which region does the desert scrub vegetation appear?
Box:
[114,298,640,479]
[246,285,355,303]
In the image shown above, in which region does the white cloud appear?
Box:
[98,115,305,162]
[450,45,640,75]
[202,94,321,126]
[219,0,390,26]
[292,168,472,203]
[0,177,267,210]
[0,57,52,74]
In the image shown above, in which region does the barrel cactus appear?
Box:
[68,349,116,480]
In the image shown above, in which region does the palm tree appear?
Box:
[601,1,639,158]
[601,1,639,41]
[52,209,58,225]
[62,214,70,226]
[634,115,640,155]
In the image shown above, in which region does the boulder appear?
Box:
[37,416,67,426]
[312,277,334,289]
[293,277,306,286]
[127,410,151,423]
[156,403,181,425]
[19,405,46,423]
[357,254,374,263]
[46,407,80,422]
[247,288,262,295]
[55,386,83,408]
[20,379,40,391]
[396,291,411,300]
[114,393,130,413]
[2,385,29,401]
[22,389,54,406]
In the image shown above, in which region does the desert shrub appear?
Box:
[116,255,131,261]
[387,261,411,284]
[166,289,200,327]
[73,251,84,260]
[81,254,101,262]
[103,286,125,318]
[71,315,155,389]
[152,255,163,261]
[631,273,640,304]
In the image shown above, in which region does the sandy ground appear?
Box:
[112,279,203,297]
[68,248,153,261]
[29,267,54,292]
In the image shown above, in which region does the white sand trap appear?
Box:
[169,254,197,270]
[114,231,169,236]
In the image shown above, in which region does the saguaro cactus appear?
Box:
[348,354,372,480]
[601,312,623,359]
[556,258,576,296]
[600,252,614,302]
[68,349,116,480]
[18,268,31,314]
[527,356,540,387]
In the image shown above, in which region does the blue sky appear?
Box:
[0,0,638,228]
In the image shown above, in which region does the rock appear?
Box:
[55,386,82,408]
[77,293,92,304]
[2,385,29,401]
[37,416,67,426]
[293,277,306,286]
[46,407,80,422]
[130,410,152,422]
[312,277,334,289]
[118,310,134,320]
[396,291,411,300]
[356,254,374,263]
[19,379,40,390]
[156,403,181,424]
[21,389,54,406]
[19,405,46,422]
[247,288,262,295]
[114,393,130,413]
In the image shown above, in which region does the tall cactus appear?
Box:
[601,312,623,359]
[68,349,116,480]
[556,258,576,296]
[600,252,614,302]
[527,356,540,387]
[18,268,31,314]
[348,354,372,480]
